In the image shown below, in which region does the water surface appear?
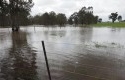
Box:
[0,26,125,80]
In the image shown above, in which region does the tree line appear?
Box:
[32,11,67,25]
[32,6,98,26]
[0,0,125,31]
[32,10,124,25]
[0,0,99,31]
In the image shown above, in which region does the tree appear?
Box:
[77,6,97,25]
[98,18,102,23]
[56,13,67,25]
[118,15,122,22]
[8,0,34,31]
[42,12,50,25]
[32,11,67,26]
[109,12,118,23]
[71,12,78,25]
[68,17,73,25]
[78,7,86,25]
[0,0,9,27]
[68,6,98,25]
[33,14,42,25]
[49,11,57,25]
[0,0,34,28]
[93,16,98,24]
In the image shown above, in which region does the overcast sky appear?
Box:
[31,0,125,21]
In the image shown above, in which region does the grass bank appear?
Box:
[91,22,125,27]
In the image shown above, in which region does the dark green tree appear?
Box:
[42,12,50,25]
[93,16,98,24]
[0,0,9,27]
[78,7,86,25]
[77,6,97,25]
[68,17,73,25]
[9,0,34,31]
[84,13,94,24]
[49,11,57,25]
[109,12,118,23]
[32,12,67,26]
[56,13,67,25]
[33,14,42,25]
[71,12,78,25]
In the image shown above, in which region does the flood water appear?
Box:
[0,26,125,80]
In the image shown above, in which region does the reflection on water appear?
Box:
[0,26,125,80]
[0,31,37,80]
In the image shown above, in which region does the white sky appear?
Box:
[31,0,125,21]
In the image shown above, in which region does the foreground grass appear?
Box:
[91,22,125,27]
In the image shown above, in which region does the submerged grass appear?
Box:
[91,22,125,27]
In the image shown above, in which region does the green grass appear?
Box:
[91,22,125,27]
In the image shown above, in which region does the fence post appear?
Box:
[42,41,52,80]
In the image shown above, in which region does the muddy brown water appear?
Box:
[0,26,125,80]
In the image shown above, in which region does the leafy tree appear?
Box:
[87,6,93,13]
[93,16,98,24]
[68,17,73,25]
[0,0,9,27]
[71,12,78,25]
[49,11,57,25]
[32,11,67,26]
[84,13,95,24]
[68,6,97,25]
[118,15,122,22]
[0,0,34,28]
[32,13,41,25]
[56,13,67,25]
[109,12,118,23]
[9,0,34,31]
[42,12,50,25]
[78,7,86,25]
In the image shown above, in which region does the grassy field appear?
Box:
[92,22,125,27]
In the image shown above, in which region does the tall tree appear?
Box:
[0,0,9,27]
[68,17,73,25]
[42,12,50,25]
[9,0,34,31]
[78,6,97,25]
[71,12,78,25]
[78,7,86,25]
[109,12,118,23]
[49,11,57,25]
[56,13,67,25]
